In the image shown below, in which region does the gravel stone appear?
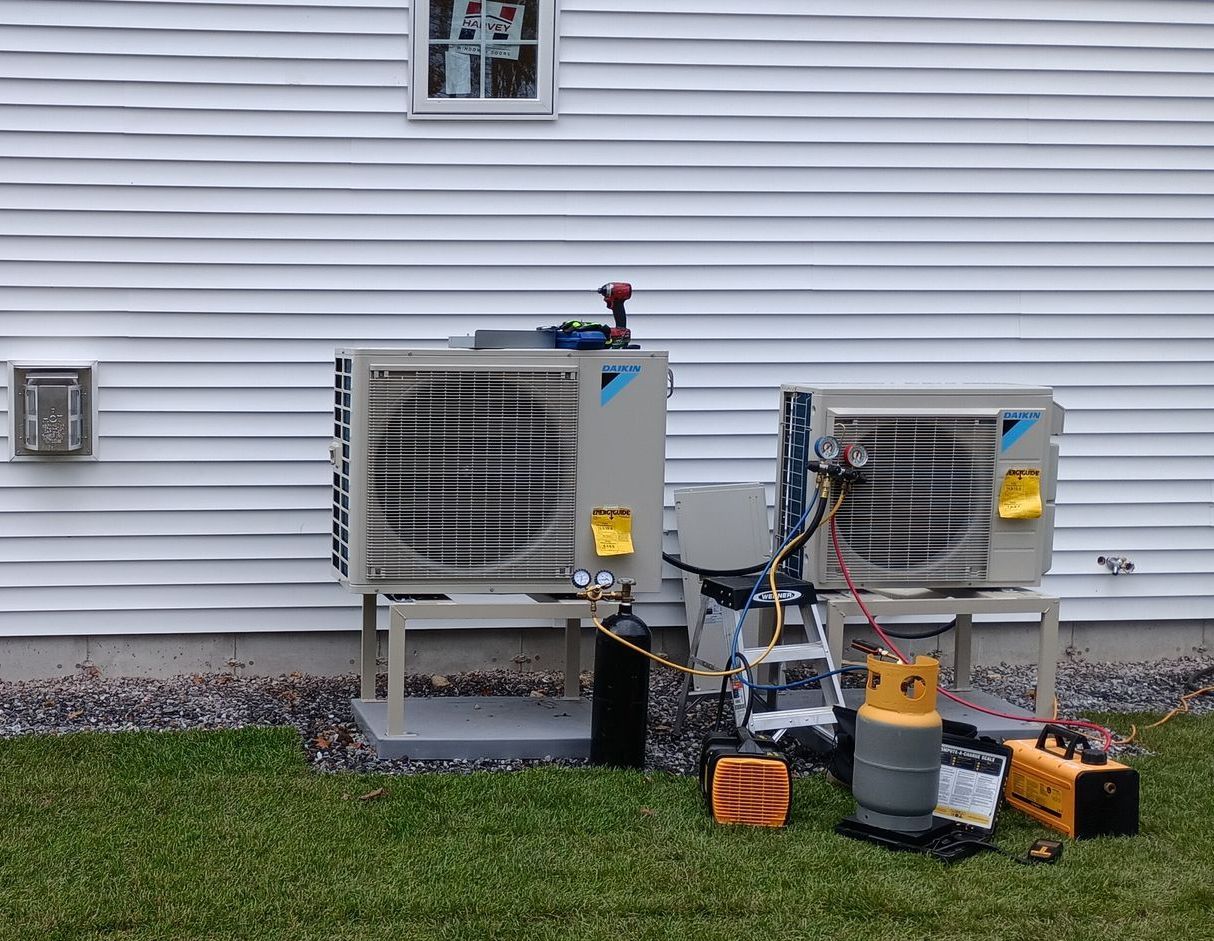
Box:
[0,656,1209,775]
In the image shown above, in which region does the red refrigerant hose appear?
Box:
[829,518,1114,751]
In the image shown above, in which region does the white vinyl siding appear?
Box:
[1,0,1212,637]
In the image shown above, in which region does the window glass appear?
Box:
[429,1,537,100]
[427,49,483,99]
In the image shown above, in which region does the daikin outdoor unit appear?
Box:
[330,348,668,595]
[775,384,1063,589]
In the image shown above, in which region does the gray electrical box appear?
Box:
[7,362,99,460]
[331,347,669,595]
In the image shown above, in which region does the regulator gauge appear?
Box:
[814,435,841,461]
[594,569,616,590]
[842,443,870,468]
[571,568,593,590]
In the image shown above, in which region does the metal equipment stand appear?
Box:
[822,586,1061,739]
[350,593,613,760]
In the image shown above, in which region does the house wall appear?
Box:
[2,1,1212,666]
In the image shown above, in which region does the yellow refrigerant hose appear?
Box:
[587,488,847,678]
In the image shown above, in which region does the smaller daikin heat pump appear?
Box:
[331,347,668,595]
[775,384,1063,589]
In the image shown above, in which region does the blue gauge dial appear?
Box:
[814,435,841,461]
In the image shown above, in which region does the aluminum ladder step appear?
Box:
[734,601,844,737]
[748,705,838,732]
[675,595,846,738]
[740,642,826,664]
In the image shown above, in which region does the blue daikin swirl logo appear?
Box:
[601,364,641,405]
[1001,410,1043,452]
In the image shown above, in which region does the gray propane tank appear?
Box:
[852,654,943,832]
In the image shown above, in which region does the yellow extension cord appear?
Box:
[1114,684,1214,746]
[586,486,847,679]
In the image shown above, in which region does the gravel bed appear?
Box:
[1,657,1210,775]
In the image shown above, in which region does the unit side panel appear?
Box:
[574,351,669,593]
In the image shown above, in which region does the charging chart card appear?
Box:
[591,507,634,556]
[935,742,1009,830]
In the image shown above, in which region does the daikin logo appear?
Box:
[601,364,641,405]
[1001,410,1043,452]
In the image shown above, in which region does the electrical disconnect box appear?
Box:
[7,362,99,460]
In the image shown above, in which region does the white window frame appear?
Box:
[409,0,558,119]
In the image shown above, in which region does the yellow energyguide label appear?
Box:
[999,468,1043,519]
[591,506,634,556]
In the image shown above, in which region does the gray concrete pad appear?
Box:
[350,695,592,760]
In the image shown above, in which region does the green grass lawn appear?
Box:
[1,715,1210,941]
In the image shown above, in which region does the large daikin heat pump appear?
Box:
[775,384,1063,589]
[330,348,668,595]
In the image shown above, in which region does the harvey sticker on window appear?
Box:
[451,0,525,60]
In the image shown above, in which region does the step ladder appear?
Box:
[674,574,844,737]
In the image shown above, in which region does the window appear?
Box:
[409,0,557,118]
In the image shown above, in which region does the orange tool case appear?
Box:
[699,730,791,828]
[1004,724,1139,839]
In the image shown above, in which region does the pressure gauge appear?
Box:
[594,569,616,589]
[571,568,593,590]
[842,443,870,468]
[814,435,841,461]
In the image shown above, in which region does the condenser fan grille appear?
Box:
[827,415,997,583]
[366,368,579,581]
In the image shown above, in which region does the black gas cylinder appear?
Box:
[589,603,652,768]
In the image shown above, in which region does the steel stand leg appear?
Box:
[953,613,974,692]
[360,593,378,701]
[387,607,407,737]
[827,604,846,681]
[1036,601,1060,718]
[563,618,581,700]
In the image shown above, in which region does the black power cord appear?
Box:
[879,618,958,640]
[663,553,769,577]
[713,652,755,731]
[926,834,1063,866]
